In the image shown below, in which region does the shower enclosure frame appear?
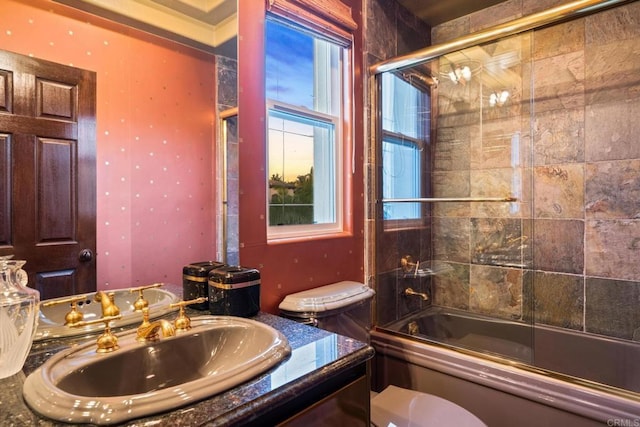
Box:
[369,0,640,406]
[371,0,634,75]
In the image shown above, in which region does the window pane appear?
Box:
[382,138,421,220]
[266,20,314,109]
[382,73,421,138]
[268,109,336,226]
[266,19,341,115]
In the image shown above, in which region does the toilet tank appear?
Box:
[279,281,375,343]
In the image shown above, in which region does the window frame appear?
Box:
[265,13,354,242]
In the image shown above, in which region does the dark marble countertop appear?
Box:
[0,286,374,426]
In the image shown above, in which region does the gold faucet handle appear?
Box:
[42,295,91,326]
[170,297,207,332]
[129,283,164,312]
[70,315,123,353]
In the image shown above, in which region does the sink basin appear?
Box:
[23,316,291,425]
[34,287,181,341]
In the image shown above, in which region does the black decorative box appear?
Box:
[182,261,226,310]
[208,266,260,317]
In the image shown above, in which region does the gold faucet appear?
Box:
[129,283,164,312]
[95,291,120,317]
[136,307,176,342]
[405,287,429,301]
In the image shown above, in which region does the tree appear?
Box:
[293,167,313,204]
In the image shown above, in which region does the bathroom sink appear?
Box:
[23,316,291,425]
[34,287,181,341]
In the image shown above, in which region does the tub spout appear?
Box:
[405,287,428,301]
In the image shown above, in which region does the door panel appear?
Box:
[0,133,9,246]
[0,69,11,112]
[36,269,76,301]
[0,50,96,298]
[38,79,77,120]
[37,137,76,242]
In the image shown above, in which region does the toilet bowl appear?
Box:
[371,385,487,427]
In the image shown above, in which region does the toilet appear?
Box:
[370,385,486,427]
[279,280,375,344]
[280,281,487,427]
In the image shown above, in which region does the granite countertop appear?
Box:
[0,287,374,426]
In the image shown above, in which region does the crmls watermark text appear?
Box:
[607,419,640,427]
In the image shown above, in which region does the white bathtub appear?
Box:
[372,308,640,427]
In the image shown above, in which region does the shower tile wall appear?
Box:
[363,0,432,326]
[431,0,640,341]
[430,22,532,320]
[217,55,238,112]
[215,55,239,265]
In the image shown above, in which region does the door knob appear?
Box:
[78,249,93,262]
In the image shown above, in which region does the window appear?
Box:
[265,18,349,239]
[381,72,430,222]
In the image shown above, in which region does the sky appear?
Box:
[266,20,315,181]
[265,20,314,109]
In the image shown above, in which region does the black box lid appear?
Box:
[183,261,226,277]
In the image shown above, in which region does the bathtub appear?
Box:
[372,307,640,427]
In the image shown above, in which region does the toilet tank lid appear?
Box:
[279,281,375,313]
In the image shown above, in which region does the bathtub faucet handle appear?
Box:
[405,287,429,301]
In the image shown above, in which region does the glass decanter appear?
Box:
[0,255,39,379]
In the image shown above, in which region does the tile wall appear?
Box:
[215,55,239,265]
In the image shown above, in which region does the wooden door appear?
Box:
[0,50,97,299]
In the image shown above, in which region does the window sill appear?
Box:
[383,219,429,232]
[267,230,354,245]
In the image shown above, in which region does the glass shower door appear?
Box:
[375,31,535,364]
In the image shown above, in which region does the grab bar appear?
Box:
[381,196,517,203]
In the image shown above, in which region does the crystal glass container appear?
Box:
[0,255,39,379]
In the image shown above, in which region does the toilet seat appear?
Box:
[371,385,486,427]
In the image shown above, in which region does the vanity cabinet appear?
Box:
[278,375,370,426]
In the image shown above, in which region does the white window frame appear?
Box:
[265,17,352,242]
